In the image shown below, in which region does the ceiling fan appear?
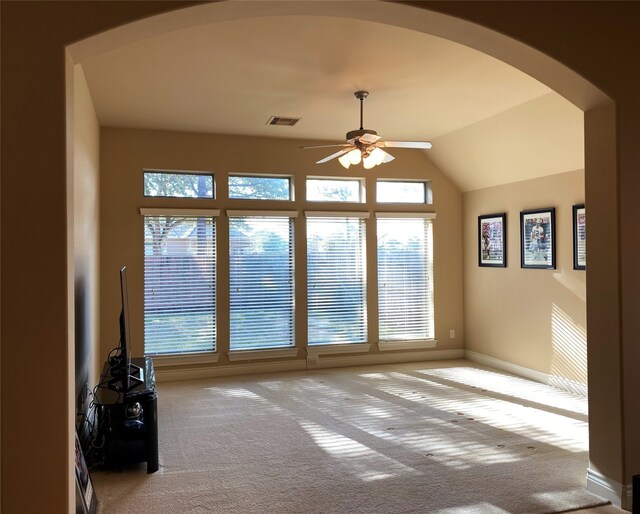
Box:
[301,91,432,169]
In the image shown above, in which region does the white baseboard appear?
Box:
[316,349,464,370]
[586,468,633,510]
[157,349,465,382]
[464,350,588,397]
[156,359,307,382]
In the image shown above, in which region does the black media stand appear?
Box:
[95,357,159,473]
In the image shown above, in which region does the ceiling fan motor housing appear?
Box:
[346,129,377,140]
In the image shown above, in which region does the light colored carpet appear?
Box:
[92,359,610,513]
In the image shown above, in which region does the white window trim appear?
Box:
[152,352,221,367]
[378,340,438,351]
[226,209,298,217]
[305,211,369,218]
[307,343,371,357]
[375,212,436,219]
[140,208,220,217]
[228,347,298,361]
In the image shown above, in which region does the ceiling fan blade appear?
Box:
[381,140,433,149]
[300,143,353,150]
[316,147,353,164]
[359,133,381,144]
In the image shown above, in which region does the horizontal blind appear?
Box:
[143,216,216,354]
[377,217,434,341]
[307,216,367,345]
[229,216,295,349]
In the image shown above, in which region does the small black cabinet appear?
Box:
[95,357,159,473]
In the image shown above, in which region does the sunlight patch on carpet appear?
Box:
[299,420,419,481]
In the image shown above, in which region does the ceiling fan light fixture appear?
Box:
[370,147,386,166]
[347,148,362,165]
[338,154,351,169]
[362,153,377,169]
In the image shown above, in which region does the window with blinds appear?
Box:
[377,216,434,341]
[307,214,368,345]
[229,214,295,349]
[143,215,216,354]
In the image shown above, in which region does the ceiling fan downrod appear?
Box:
[355,90,369,130]
[346,91,377,141]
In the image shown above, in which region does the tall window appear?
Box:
[377,215,434,341]
[143,212,217,354]
[229,213,295,349]
[307,214,368,345]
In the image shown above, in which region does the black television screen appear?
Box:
[105,266,143,393]
[120,266,131,374]
[118,266,132,391]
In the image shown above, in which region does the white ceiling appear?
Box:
[81,14,584,192]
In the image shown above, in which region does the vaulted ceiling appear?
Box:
[81,14,584,192]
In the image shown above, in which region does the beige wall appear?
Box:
[463,171,586,385]
[99,127,464,365]
[73,66,101,416]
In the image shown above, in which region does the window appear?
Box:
[376,180,430,204]
[229,212,296,349]
[307,214,368,345]
[228,175,291,200]
[143,212,217,355]
[306,178,363,202]
[144,171,214,198]
[377,214,434,341]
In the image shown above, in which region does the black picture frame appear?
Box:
[75,432,97,514]
[520,208,556,269]
[478,213,506,267]
[573,204,586,270]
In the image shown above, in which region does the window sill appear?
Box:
[377,340,437,351]
[227,347,298,362]
[307,343,371,357]
[150,352,220,367]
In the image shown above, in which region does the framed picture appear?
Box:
[478,213,506,267]
[573,204,586,270]
[75,432,97,514]
[521,208,555,269]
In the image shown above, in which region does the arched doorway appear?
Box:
[65,0,622,507]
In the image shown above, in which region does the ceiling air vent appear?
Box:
[266,116,301,127]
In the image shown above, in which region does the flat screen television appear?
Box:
[107,266,143,392]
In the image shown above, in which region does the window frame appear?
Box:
[227,173,294,201]
[375,212,436,343]
[141,208,220,356]
[376,179,432,204]
[228,210,298,351]
[305,211,369,346]
[143,169,215,199]
[306,176,366,203]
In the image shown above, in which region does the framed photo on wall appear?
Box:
[75,432,97,514]
[573,204,586,270]
[520,208,555,269]
[478,213,506,267]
